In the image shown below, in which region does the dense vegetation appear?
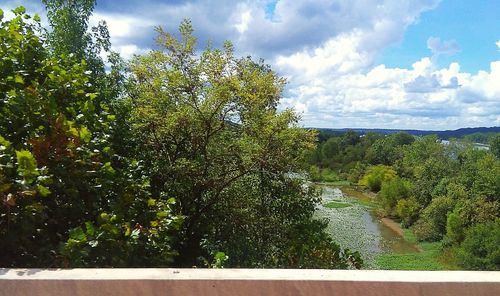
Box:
[0,4,362,268]
[309,130,500,270]
[2,2,497,271]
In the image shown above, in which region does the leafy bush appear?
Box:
[359,165,396,192]
[379,177,411,216]
[412,219,441,242]
[0,6,180,267]
[456,220,500,270]
[445,211,465,244]
[413,196,455,241]
[396,197,420,227]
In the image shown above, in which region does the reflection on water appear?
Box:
[315,185,418,269]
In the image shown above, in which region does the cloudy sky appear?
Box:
[2,0,500,130]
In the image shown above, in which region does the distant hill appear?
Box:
[313,126,500,140]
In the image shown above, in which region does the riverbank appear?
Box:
[324,184,457,270]
[375,228,458,270]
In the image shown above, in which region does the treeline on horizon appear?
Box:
[0,3,364,269]
[308,130,500,270]
[314,127,500,144]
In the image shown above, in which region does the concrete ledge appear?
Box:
[1,269,499,296]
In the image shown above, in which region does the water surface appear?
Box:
[315,185,418,268]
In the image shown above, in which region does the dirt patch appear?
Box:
[380,217,423,252]
[380,217,404,236]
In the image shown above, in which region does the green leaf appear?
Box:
[0,135,11,149]
[69,227,87,242]
[101,162,115,174]
[15,150,39,184]
[85,221,95,236]
[0,9,4,20]
[86,93,98,100]
[37,185,51,197]
[147,198,156,206]
[79,126,92,143]
[83,100,95,113]
[33,14,41,22]
[12,6,26,15]
[100,212,109,221]
[102,146,112,154]
[14,75,24,84]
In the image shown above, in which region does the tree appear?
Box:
[490,133,500,159]
[413,196,455,241]
[127,20,360,268]
[456,219,500,270]
[359,165,396,192]
[0,7,179,267]
[379,177,411,216]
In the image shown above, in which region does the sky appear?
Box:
[2,0,500,130]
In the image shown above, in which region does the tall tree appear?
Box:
[127,20,361,268]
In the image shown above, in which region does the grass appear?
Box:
[339,186,377,208]
[375,228,459,270]
[323,201,352,209]
[317,180,352,186]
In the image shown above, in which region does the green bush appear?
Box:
[309,165,321,182]
[379,177,411,216]
[456,220,500,270]
[413,196,455,241]
[445,211,465,244]
[412,219,442,242]
[359,165,396,192]
[396,197,419,227]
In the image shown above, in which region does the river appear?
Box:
[315,185,419,269]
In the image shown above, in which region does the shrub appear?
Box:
[379,177,411,216]
[445,211,465,244]
[456,220,500,270]
[413,196,455,241]
[396,197,419,227]
[359,165,396,192]
[412,219,441,242]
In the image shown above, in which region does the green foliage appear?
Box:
[359,165,396,192]
[490,134,500,159]
[62,198,182,267]
[309,166,339,182]
[15,150,39,184]
[0,7,179,267]
[456,220,500,270]
[379,177,411,216]
[376,240,448,270]
[413,196,455,241]
[126,20,356,268]
[366,132,413,166]
[309,165,322,182]
[396,197,419,227]
[445,211,465,244]
[324,201,351,209]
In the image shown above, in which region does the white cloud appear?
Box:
[279,51,500,129]
[427,37,460,56]
[4,0,499,129]
[234,9,252,34]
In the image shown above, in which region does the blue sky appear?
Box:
[2,0,499,130]
[379,0,500,73]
